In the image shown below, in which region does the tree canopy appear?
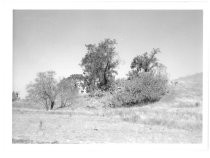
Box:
[81,39,119,92]
[128,48,164,79]
[26,71,58,110]
[57,76,79,107]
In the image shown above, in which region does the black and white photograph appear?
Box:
[12,9,204,144]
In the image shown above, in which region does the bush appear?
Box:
[12,91,19,102]
[57,77,79,108]
[89,89,105,98]
[111,72,168,107]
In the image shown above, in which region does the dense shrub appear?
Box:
[111,72,168,107]
[57,77,79,108]
[89,89,105,98]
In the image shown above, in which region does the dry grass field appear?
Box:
[12,73,202,144]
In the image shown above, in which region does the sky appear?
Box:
[13,10,203,98]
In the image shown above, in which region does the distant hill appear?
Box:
[161,73,203,103]
[174,72,202,97]
[175,72,202,84]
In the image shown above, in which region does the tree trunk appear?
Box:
[50,101,55,110]
[103,72,108,87]
[101,62,109,90]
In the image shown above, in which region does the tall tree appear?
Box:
[26,71,58,110]
[81,39,119,92]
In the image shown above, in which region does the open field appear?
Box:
[12,73,203,143]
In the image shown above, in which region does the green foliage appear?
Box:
[80,39,119,92]
[26,71,58,110]
[111,72,168,107]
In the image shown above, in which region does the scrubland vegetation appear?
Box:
[12,39,202,143]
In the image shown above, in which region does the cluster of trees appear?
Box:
[26,72,83,110]
[26,38,168,110]
[112,48,168,107]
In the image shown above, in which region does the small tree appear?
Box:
[12,91,19,102]
[57,77,79,108]
[128,48,163,79]
[81,39,119,92]
[26,71,58,110]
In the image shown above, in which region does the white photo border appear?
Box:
[0,0,209,158]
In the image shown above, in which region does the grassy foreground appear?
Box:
[12,73,202,143]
